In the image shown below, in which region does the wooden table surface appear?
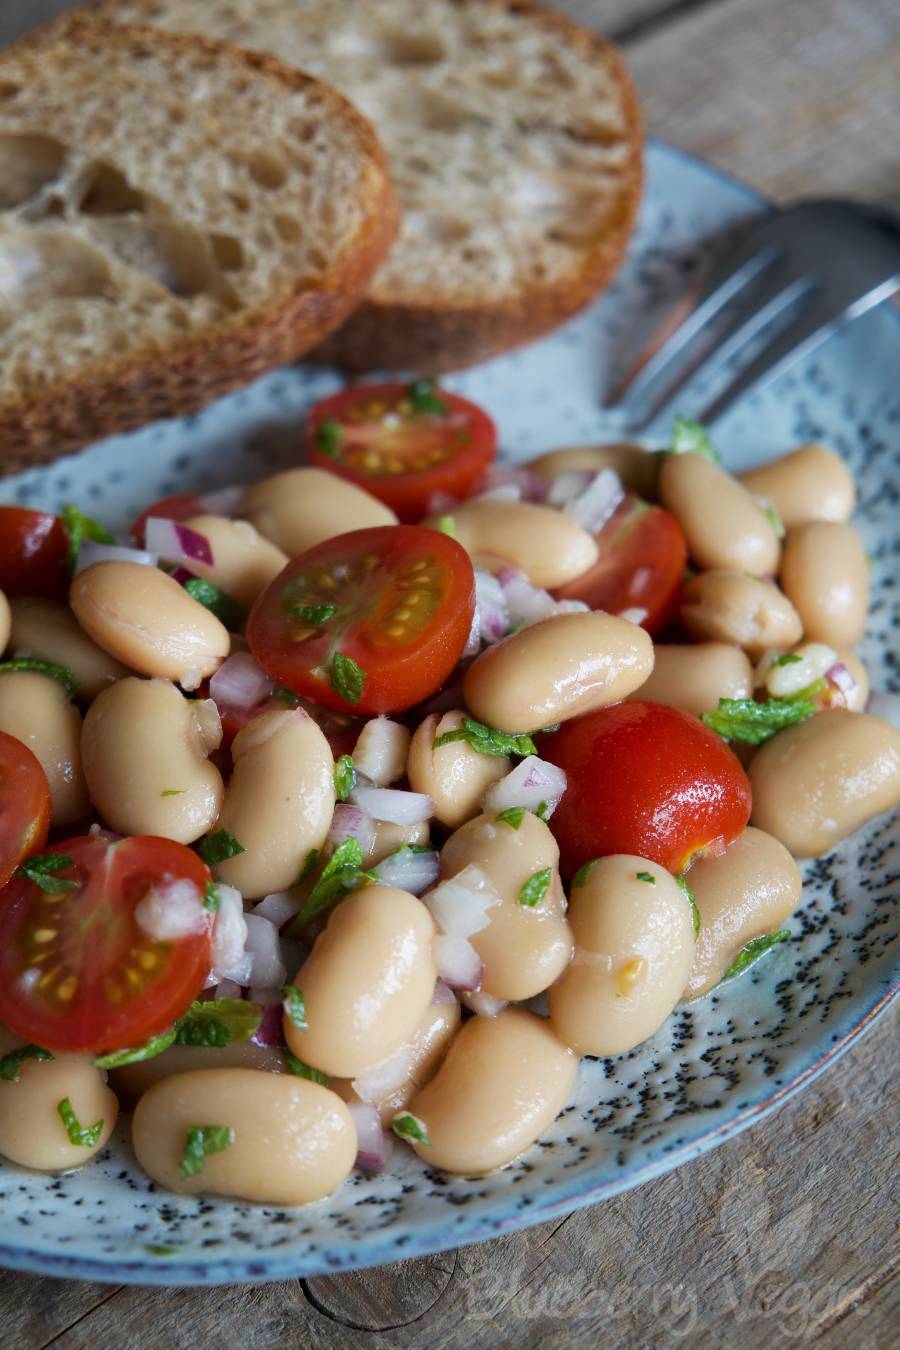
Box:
[2,1,899,1346]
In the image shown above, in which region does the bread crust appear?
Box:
[0,17,399,471]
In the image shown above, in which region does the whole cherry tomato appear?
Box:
[0,731,51,888]
[0,506,69,600]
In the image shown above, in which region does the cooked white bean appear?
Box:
[285,886,437,1077]
[749,710,900,856]
[70,561,230,689]
[82,678,223,843]
[430,499,598,588]
[0,1027,118,1171]
[548,855,695,1055]
[110,1039,287,1104]
[779,521,869,647]
[182,514,289,608]
[241,468,396,555]
[628,642,752,717]
[440,811,573,1001]
[0,588,10,655]
[464,611,654,733]
[408,710,510,828]
[404,1008,576,1173]
[213,709,334,899]
[352,716,410,786]
[132,1068,356,1204]
[683,827,802,997]
[0,671,88,825]
[364,819,432,867]
[680,571,803,657]
[9,597,132,701]
[756,641,838,698]
[659,453,780,576]
[527,443,660,499]
[332,999,461,1124]
[738,444,855,528]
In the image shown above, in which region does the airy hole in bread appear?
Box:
[0,81,22,103]
[0,134,67,210]
[79,161,146,215]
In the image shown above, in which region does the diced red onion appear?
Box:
[251,1000,286,1047]
[214,978,245,1000]
[75,541,157,574]
[243,912,286,991]
[352,717,410,786]
[619,606,649,625]
[475,571,509,643]
[431,978,457,1005]
[197,485,243,516]
[427,490,458,514]
[476,483,522,503]
[553,599,590,617]
[254,891,300,928]
[463,607,482,658]
[144,517,214,567]
[135,879,207,941]
[867,691,900,730]
[328,802,376,854]
[373,847,440,895]
[497,568,557,627]
[352,1044,416,1103]
[348,1101,393,1173]
[210,884,250,984]
[349,784,434,825]
[479,464,548,503]
[461,990,507,1018]
[547,469,594,508]
[826,662,856,694]
[88,823,124,841]
[482,755,567,817]
[210,652,275,711]
[425,865,499,938]
[435,933,484,991]
[564,468,625,533]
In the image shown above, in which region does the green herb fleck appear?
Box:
[179,1124,234,1178]
[435,515,456,537]
[636,871,656,884]
[571,860,596,889]
[94,1029,177,1070]
[784,678,826,703]
[288,837,376,931]
[282,985,307,1031]
[669,417,720,463]
[334,754,357,801]
[182,576,244,630]
[0,658,78,699]
[495,806,525,830]
[298,848,320,882]
[161,788,186,798]
[57,1097,103,1147]
[432,718,537,759]
[174,999,261,1048]
[144,1244,180,1256]
[721,929,790,982]
[315,418,344,459]
[0,1044,54,1082]
[197,830,246,867]
[701,697,816,745]
[675,874,702,939]
[392,1111,431,1145]
[762,503,785,539]
[518,867,552,908]
[773,652,803,668]
[61,503,114,573]
[283,1049,328,1084]
[407,378,448,416]
[330,652,366,705]
[203,881,221,912]
[14,852,77,895]
[296,603,338,626]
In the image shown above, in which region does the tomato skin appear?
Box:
[130,492,205,545]
[541,702,752,877]
[0,835,213,1053]
[0,731,51,888]
[306,382,497,522]
[552,494,687,636]
[247,525,475,715]
[0,507,69,600]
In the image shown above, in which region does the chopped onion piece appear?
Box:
[475,483,522,502]
[214,978,245,1001]
[435,933,483,991]
[373,847,440,895]
[348,1101,394,1174]
[461,990,507,1018]
[547,469,593,507]
[619,606,648,625]
[352,1044,416,1103]
[352,717,411,786]
[197,485,243,516]
[463,608,482,658]
[251,1000,286,1047]
[134,879,206,941]
[144,517,213,567]
[427,490,458,515]
[424,865,499,938]
[482,755,567,818]
[254,891,300,928]
[243,913,286,992]
[210,884,249,983]
[867,691,900,730]
[826,661,855,694]
[480,464,548,502]
[75,541,157,575]
[431,978,457,1006]
[564,468,625,533]
[350,784,434,825]
[210,652,275,711]
[498,568,557,628]
[475,570,509,643]
[328,802,376,854]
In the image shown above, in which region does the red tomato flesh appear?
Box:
[0,835,213,1053]
[552,493,687,635]
[306,381,497,522]
[247,525,475,715]
[129,492,206,545]
[542,702,752,877]
[0,731,51,889]
[0,506,69,600]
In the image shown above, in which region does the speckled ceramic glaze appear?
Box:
[0,142,897,1286]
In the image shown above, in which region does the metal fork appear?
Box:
[605,199,900,431]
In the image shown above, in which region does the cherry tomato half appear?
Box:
[542,702,752,877]
[306,381,497,522]
[0,731,50,889]
[247,525,475,715]
[130,492,206,545]
[552,493,687,636]
[0,506,69,600]
[0,835,213,1053]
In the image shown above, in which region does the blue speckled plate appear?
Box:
[1,141,897,1286]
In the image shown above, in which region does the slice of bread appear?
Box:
[0,16,397,470]
[86,0,643,373]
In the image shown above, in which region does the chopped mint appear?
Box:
[179,1124,234,1178]
[330,652,366,705]
[518,867,552,908]
[392,1111,431,1145]
[197,830,246,866]
[57,1097,103,1147]
[701,696,816,745]
[0,658,78,698]
[675,874,702,939]
[721,930,790,982]
[433,718,537,759]
[0,1044,54,1082]
[14,852,77,895]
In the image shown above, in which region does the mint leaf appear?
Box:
[635,871,656,884]
[334,754,357,802]
[0,1044,54,1082]
[701,697,816,745]
[495,807,525,830]
[296,604,337,625]
[161,788,186,798]
[675,873,701,939]
[721,929,790,982]
[773,652,802,667]
[407,378,448,416]
[61,503,114,573]
[283,1049,328,1084]
[669,417,720,463]
[330,652,366,705]
[197,830,246,866]
[14,852,77,895]
[57,1096,103,1147]
[392,1111,431,1145]
[298,848,320,883]
[174,999,261,1048]
[94,1028,177,1070]
[282,985,308,1031]
[0,658,78,699]
[432,718,537,759]
[289,837,376,931]
[203,881,221,912]
[182,576,244,630]
[518,867,552,908]
[315,418,344,459]
[571,860,596,889]
[535,800,549,820]
[179,1124,234,1177]
[434,515,456,537]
